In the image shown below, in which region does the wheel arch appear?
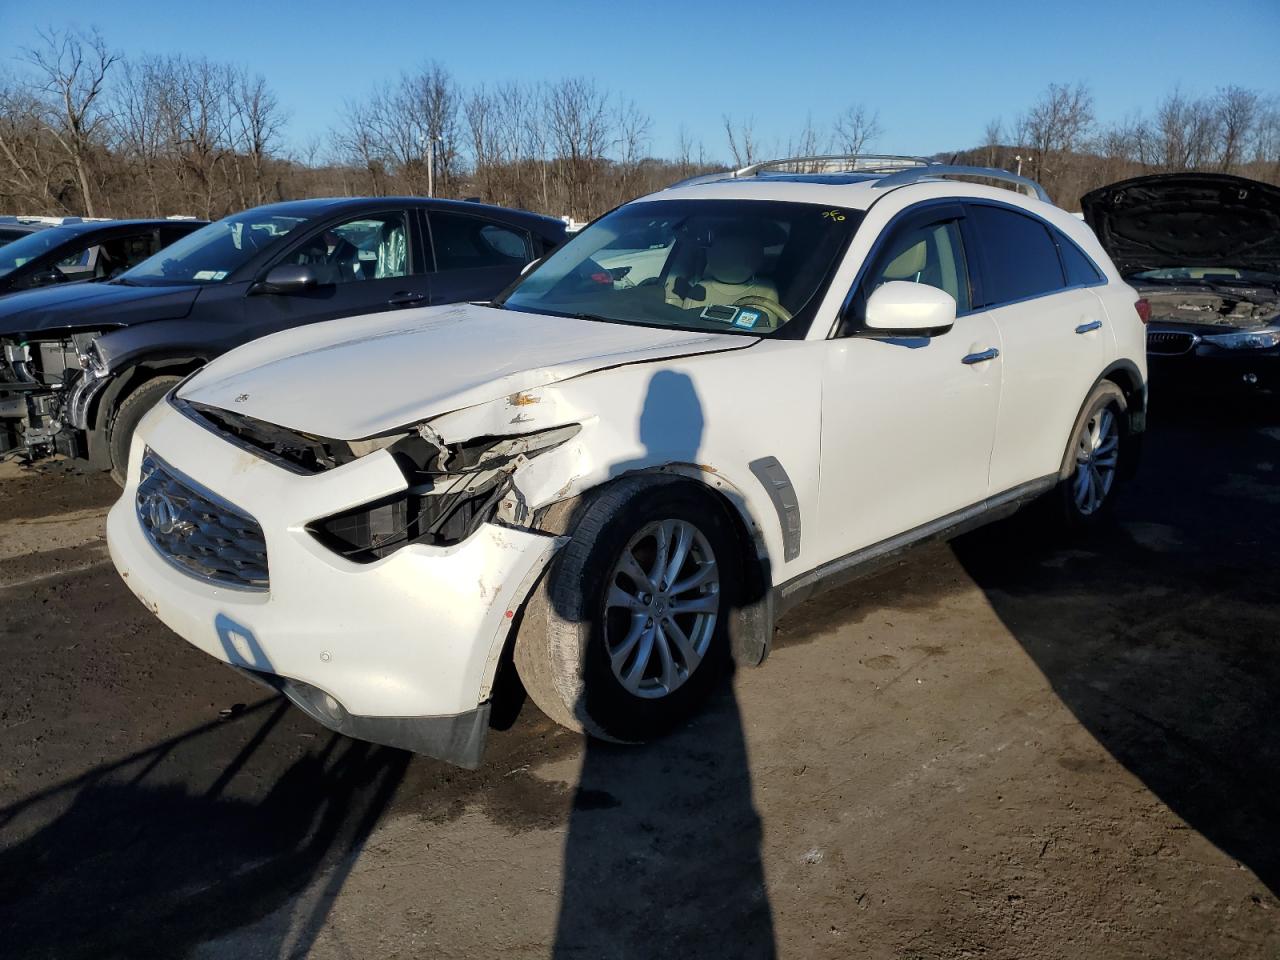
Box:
[518,465,777,670]
[84,355,209,468]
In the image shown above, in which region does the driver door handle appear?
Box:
[388,291,426,307]
[961,347,1000,365]
[1075,320,1103,334]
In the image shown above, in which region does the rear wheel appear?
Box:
[514,477,735,741]
[108,376,182,486]
[1053,380,1127,530]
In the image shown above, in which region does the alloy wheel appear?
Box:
[1073,405,1119,515]
[604,518,720,699]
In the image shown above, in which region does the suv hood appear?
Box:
[0,280,200,336]
[181,303,756,439]
[1080,173,1280,277]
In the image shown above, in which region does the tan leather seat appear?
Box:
[665,233,779,309]
[881,240,927,281]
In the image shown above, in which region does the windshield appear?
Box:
[121,210,309,285]
[0,227,75,278]
[500,199,863,336]
[1132,266,1280,287]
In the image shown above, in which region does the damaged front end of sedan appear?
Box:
[173,394,581,558]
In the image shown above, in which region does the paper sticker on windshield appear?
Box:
[734,309,762,329]
[193,270,221,281]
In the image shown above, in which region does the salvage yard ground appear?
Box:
[1,400,1278,959]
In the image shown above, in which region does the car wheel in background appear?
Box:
[108,375,182,486]
[514,476,735,742]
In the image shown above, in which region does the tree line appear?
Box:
[1,27,1278,223]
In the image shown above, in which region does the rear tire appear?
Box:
[1051,380,1127,532]
[108,376,182,486]
[514,477,736,742]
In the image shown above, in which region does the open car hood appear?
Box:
[181,302,756,439]
[1080,173,1280,277]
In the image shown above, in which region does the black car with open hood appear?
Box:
[1081,173,1280,395]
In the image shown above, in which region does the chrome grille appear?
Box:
[136,451,268,589]
[1147,330,1199,356]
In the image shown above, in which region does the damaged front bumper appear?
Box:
[106,398,565,768]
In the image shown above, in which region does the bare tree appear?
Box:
[21,27,119,216]
[546,77,611,218]
[723,114,758,168]
[832,103,882,156]
[981,118,1003,167]
[1217,85,1259,173]
[1015,82,1094,201]
[229,68,286,206]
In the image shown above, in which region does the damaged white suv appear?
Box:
[107,157,1148,767]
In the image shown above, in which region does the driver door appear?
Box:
[811,204,1002,568]
[243,209,430,337]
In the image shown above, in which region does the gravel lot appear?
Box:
[1,399,1277,959]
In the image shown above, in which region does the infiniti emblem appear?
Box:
[145,492,191,538]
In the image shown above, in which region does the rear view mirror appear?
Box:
[254,264,321,295]
[864,281,956,335]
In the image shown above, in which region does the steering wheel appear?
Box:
[733,295,793,329]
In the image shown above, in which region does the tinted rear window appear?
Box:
[1056,233,1103,286]
[969,205,1065,306]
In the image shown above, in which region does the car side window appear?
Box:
[430,212,532,270]
[1055,232,1103,286]
[968,205,1066,306]
[284,212,412,284]
[862,217,971,314]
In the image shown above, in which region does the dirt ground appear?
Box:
[1,398,1277,959]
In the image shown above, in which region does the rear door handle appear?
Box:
[961,347,1000,365]
[1075,320,1103,334]
[388,291,427,307]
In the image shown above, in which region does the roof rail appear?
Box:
[873,164,1052,203]
[666,154,931,190]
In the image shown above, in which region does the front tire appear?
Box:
[108,376,182,486]
[514,477,736,742]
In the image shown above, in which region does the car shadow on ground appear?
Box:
[951,394,1280,895]
[0,698,409,959]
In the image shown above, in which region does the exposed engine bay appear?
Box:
[0,332,103,460]
[1143,287,1280,329]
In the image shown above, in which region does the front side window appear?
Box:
[968,205,1066,306]
[123,211,309,285]
[862,218,971,314]
[500,199,863,336]
[431,213,532,270]
[282,213,412,284]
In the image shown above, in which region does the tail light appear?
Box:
[1134,298,1151,325]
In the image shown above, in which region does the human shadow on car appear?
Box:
[0,697,409,959]
[949,404,1280,895]
[545,369,777,958]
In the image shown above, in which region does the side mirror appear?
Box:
[254,263,321,295]
[864,281,956,335]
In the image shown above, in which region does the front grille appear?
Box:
[136,451,269,589]
[1147,330,1199,356]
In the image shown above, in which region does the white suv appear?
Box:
[106,157,1148,767]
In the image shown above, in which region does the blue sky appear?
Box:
[3,0,1279,161]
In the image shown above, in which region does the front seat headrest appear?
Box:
[882,240,927,280]
[704,233,764,285]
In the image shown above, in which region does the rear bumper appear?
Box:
[106,398,562,765]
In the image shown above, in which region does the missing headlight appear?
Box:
[308,423,580,561]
